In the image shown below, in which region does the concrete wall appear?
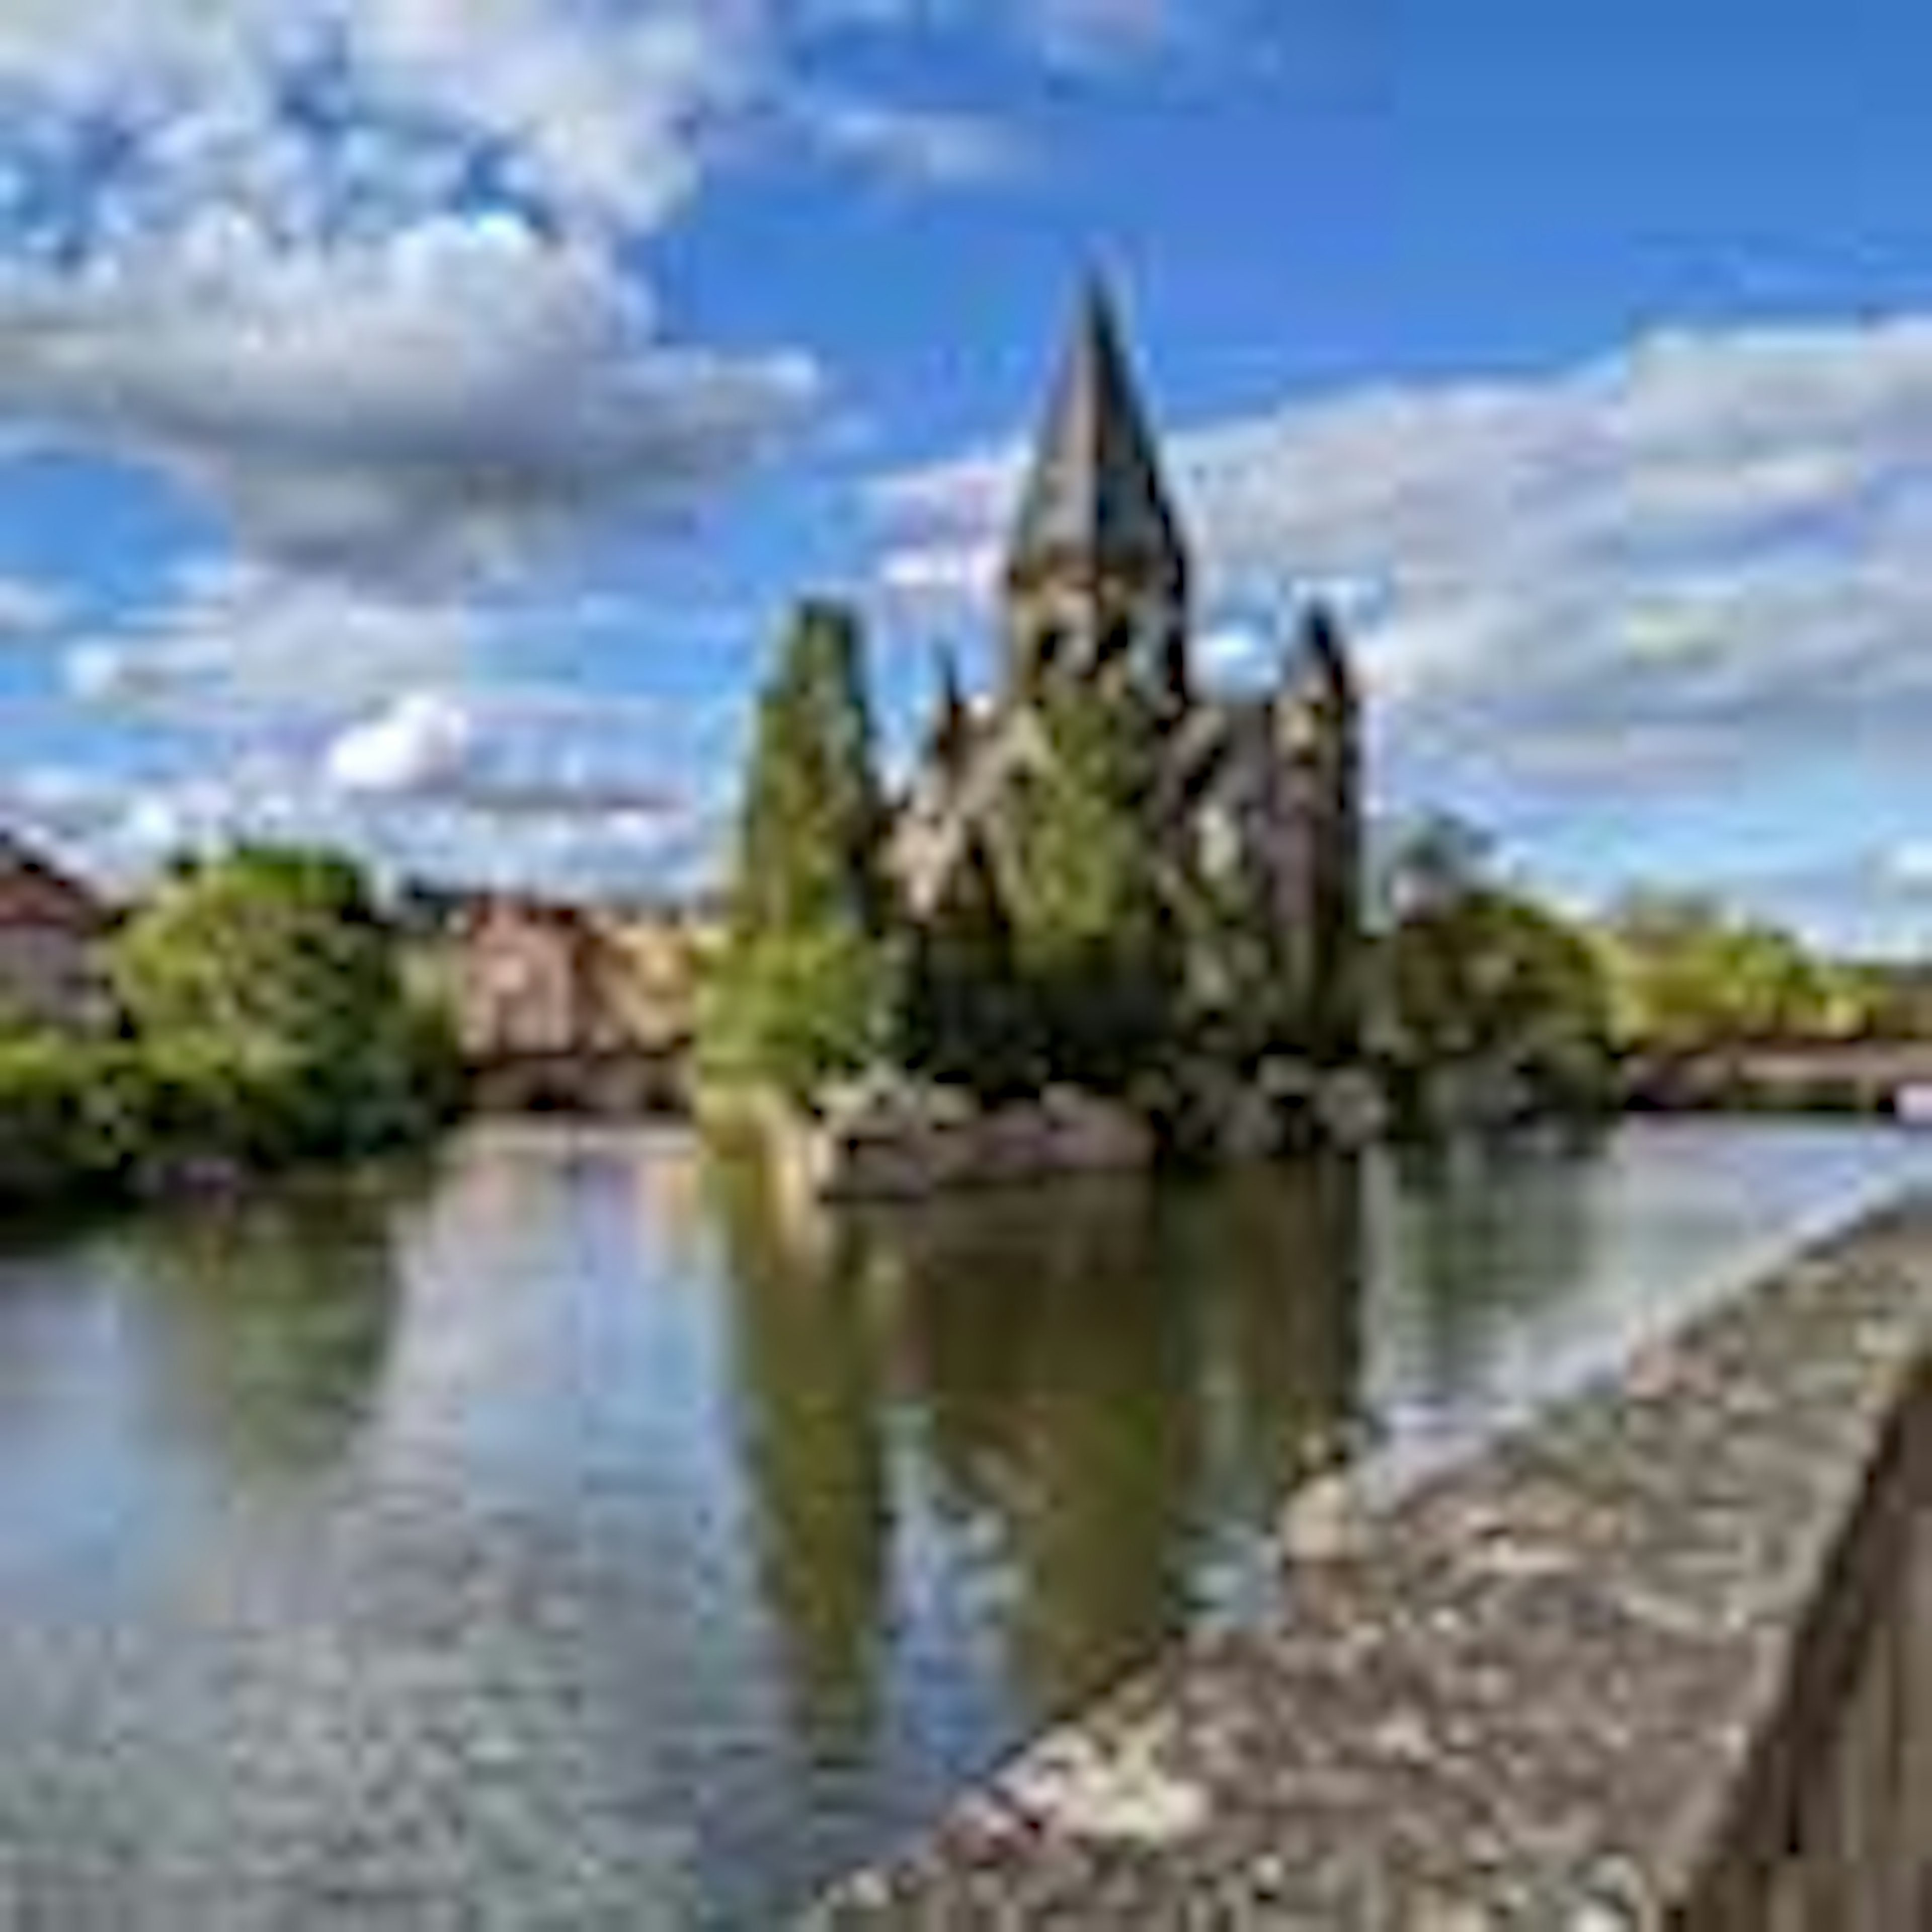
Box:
[1692,1352,1931,1930]
[815,1199,1932,1928]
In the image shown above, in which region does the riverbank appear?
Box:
[1622,1040,1932,1117]
[0,1031,463,1221]
[700,1063,1389,1204]
[0,1118,1923,1927]
[814,1191,1932,1926]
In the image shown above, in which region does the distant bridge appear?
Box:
[466,1042,692,1119]
[1628,1039,1932,1117]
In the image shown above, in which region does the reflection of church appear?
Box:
[712,1145,1366,1745]
[891,281,1365,1054]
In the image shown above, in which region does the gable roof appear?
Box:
[0,831,106,930]
[891,705,1056,921]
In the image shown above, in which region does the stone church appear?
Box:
[889,281,1364,1059]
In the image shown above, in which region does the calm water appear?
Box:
[0,1118,1925,1927]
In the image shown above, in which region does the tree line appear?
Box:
[702,601,1919,1123]
[698,598,1186,1103]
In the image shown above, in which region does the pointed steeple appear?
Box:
[1005,276,1188,591]
[926,640,972,770]
[1292,601,1355,706]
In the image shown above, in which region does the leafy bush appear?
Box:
[0,1038,121,1200]
[1380,851,1617,1129]
[0,848,466,1214]
[1599,893,1871,1051]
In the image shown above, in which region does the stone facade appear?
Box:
[452,897,705,1059]
[0,832,111,1033]
[802,1078,1156,1202]
[890,281,1364,1059]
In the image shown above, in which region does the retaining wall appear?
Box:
[814,1197,1932,1927]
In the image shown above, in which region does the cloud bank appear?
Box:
[879,309,1932,790]
[873,309,1932,944]
[0,0,1064,890]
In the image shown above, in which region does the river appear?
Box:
[0,1118,1923,1927]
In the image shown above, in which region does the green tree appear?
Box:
[1380,821,1614,1119]
[703,600,897,1097]
[115,848,394,1058]
[699,925,897,1100]
[899,834,1036,1099]
[1603,893,1838,1049]
[732,598,888,942]
[112,845,454,1153]
[1003,684,1179,1090]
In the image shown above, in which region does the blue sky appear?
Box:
[0,0,1930,947]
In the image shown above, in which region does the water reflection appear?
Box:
[713,1149,1366,1744]
[132,1183,404,1480]
[709,1152,895,1757]
[1375,1133,1605,1427]
[0,1120,1924,1928]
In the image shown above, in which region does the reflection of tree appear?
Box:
[706,1148,891,1761]
[709,1150,1372,1749]
[861,1176,1202,1717]
[1175,1156,1367,1516]
[130,1177,405,1480]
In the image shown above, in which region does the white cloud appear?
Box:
[1197,622,1272,681]
[797,93,1026,186]
[877,536,1003,612]
[349,0,776,235]
[66,564,485,716]
[876,310,1932,796]
[0,0,1126,904]
[806,0,1179,66]
[10,728,728,902]
[0,575,64,637]
[0,1,1069,592]
[320,685,720,818]
[326,689,475,795]
[0,212,822,584]
[0,1,751,241]
[0,0,1033,261]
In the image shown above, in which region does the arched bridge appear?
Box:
[1629,1039,1932,1117]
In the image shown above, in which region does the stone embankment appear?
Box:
[815,1196,1932,1927]
[715,1064,1388,1205]
[804,1081,1155,1201]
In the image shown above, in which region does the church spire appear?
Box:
[1005,275,1188,592]
[927,639,972,770]
[1002,276,1192,707]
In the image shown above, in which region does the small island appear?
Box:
[698,283,1374,1198]
[0,286,1918,1218]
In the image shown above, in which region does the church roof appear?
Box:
[1006,278,1187,585]
[1290,601,1355,702]
[0,830,106,932]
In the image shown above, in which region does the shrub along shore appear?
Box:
[0,846,464,1219]
[0,1028,463,1215]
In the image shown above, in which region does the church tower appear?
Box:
[1273,603,1364,1059]
[1003,279,1192,714]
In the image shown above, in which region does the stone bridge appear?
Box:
[816,1198,1932,1928]
[1630,1038,1932,1116]
[466,1042,691,1119]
